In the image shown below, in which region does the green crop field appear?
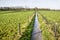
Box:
[0,10,60,40]
[38,11,60,40]
[0,10,35,40]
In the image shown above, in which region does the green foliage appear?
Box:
[20,15,35,40]
[39,11,60,40]
[0,10,60,40]
[0,11,34,40]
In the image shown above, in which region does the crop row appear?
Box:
[0,11,34,40]
[38,11,60,40]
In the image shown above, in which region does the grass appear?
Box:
[0,10,60,40]
[38,10,60,40]
[0,10,34,40]
[20,14,35,40]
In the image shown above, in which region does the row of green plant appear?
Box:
[20,14,35,40]
[38,11,60,40]
[38,13,55,40]
[0,11,34,40]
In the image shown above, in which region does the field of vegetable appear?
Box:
[0,10,60,40]
[0,10,34,40]
[38,11,60,40]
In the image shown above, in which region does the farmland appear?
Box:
[0,10,34,40]
[38,11,60,40]
[0,10,60,40]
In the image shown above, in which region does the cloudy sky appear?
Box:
[0,0,60,9]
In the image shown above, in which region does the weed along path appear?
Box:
[31,12,42,40]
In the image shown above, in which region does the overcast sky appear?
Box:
[0,0,60,9]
